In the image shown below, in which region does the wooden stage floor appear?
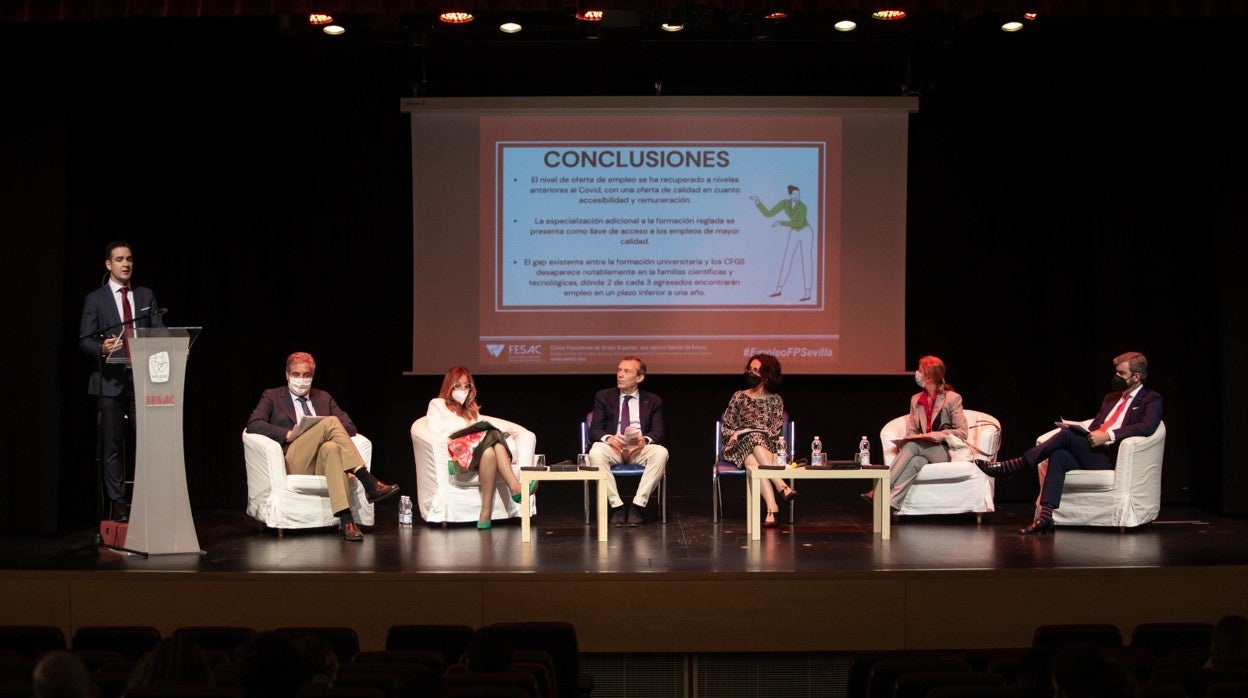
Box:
[2,487,1246,658]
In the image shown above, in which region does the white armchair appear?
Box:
[242,430,375,535]
[880,409,1000,521]
[410,415,537,524]
[1035,420,1166,530]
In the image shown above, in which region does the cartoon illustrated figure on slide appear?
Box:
[750,185,815,302]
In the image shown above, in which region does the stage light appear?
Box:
[499,22,522,34]
[1002,20,1024,32]
[834,19,857,32]
[1024,13,1038,21]
[308,13,333,26]
[659,7,686,33]
[323,24,345,35]
[871,10,906,21]
[575,10,603,22]
[438,11,473,24]
[763,12,789,20]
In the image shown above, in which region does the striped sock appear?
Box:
[996,457,1025,475]
[1037,504,1054,523]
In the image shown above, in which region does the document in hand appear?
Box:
[290,415,328,440]
[1054,419,1090,436]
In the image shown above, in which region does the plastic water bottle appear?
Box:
[811,436,824,466]
[858,435,871,466]
[398,495,413,526]
[775,434,788,467]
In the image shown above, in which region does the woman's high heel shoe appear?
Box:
[763,510,778,528]
[511,479,539,503]
[781,487,799,503]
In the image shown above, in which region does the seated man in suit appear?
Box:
[586,356,669,526]
[977,351,1162,535]
[246,351,399,541]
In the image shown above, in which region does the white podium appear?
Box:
[125,327,202,555]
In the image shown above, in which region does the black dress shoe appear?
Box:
[974,460,1007,478]
[609,505,627,526]
[112,502,130,523]
[367,482,400,503]
[626,503,646,526]
[1019,518,1054,535]
[341,521,364,541]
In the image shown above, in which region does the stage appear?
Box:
[3,483,1245,663]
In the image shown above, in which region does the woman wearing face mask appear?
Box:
[720,353,796,528]
[426,365,533,529]
[863,355,968,508]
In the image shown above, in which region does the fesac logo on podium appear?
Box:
[145,350,175,407]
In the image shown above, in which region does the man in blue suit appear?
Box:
[978,351,1163,535]
[78,242,165,522]
[587,356,669,526]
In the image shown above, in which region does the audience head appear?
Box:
[744,353,782,393]
[466,627,514,673]
[236,631,310,698]
[1209,614,1248,668]
[916,355,950,393]
[439,365,480,419]
[294,635,339,687]
[32,652,92,698]
[391,665,447,698]
[126,636,212,692]
[1051,643,1137,698]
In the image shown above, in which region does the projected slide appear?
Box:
[406,97,914,375]
[498,143,823,308]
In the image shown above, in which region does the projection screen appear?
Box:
[402,96,917,375]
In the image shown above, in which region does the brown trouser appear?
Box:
[285,416,365,514]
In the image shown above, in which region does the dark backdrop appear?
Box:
[5,16,1245,534]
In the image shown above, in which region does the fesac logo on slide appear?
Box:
[497,143,823,309]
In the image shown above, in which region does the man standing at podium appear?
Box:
[246,352,399,541]
[78,241,164,524]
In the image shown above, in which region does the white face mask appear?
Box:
[914,371,926,387]
[288,377,312,396]
[451,389,470,405]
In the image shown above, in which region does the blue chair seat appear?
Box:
[712,416,794,523]
[580,415,667,523]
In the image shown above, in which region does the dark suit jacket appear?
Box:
[588,388,665,445]
[78,282,164,397]
[246,386,357,451]
[1089,385,1163,447]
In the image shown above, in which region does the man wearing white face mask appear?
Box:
[246,351,399,541]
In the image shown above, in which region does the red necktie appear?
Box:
[1101,393,1131,431]
[620,395,632,433]
[119,286,133,338]
[119,286,133,356]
